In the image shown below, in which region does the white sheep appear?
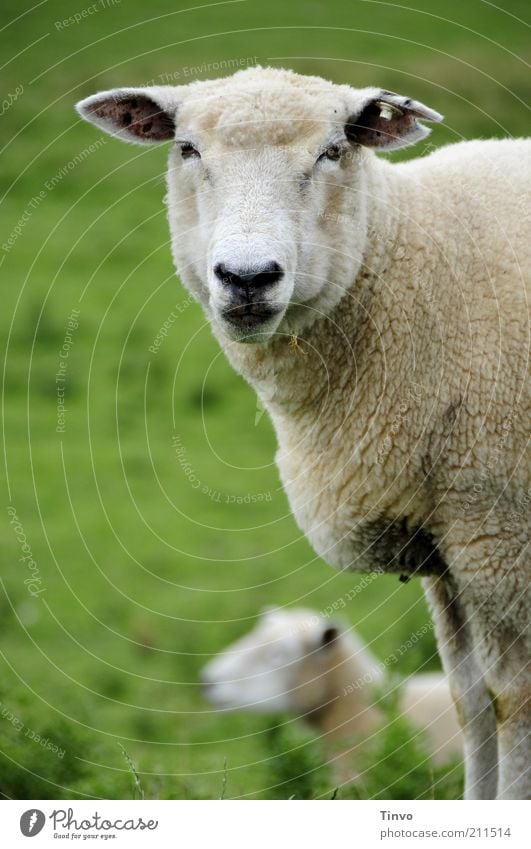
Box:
[76,66,530,800]
[201,607,463,786]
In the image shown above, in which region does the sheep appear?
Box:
[76,65,530,800]
[201,607,463,786]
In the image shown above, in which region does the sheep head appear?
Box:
[76,67,441,344]
[200,607,343,714]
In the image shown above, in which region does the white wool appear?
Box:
[77,66,530,800]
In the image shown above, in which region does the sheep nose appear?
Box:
[214,261,284,290]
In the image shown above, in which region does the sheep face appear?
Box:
[167,134,353,345]
[201,608,339,714]
[76,67,441,343]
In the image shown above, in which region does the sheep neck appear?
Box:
[306,635,385,741]
[303,635,385,785]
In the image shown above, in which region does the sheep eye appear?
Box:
[318,144,342,163]
[180,142,200,159]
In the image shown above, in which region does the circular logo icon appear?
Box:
[20,809,46,837]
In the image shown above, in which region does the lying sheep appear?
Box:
[201,607,462,785]
[77,66,530,799]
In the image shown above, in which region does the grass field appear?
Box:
[1,0,528,799]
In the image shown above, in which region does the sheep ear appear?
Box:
[320,624,340,648]
[346,90,443,151]
[75,87,178,145]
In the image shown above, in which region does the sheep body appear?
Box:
[400,673,463,766]
[217,134,530,800]
[224,137,530,575]
[202,608,463,784]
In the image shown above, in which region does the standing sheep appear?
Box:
[76,66,530,800]
[201,607,463,785]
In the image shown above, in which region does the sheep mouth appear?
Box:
[222,303,282,330]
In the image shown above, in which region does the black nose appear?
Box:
[214,261,284,291]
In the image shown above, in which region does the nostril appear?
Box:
[250,261,284,288]
[214,261,284,289]
[214,262,231,284]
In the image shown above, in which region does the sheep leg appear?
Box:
[423,575,498,799]
[470,613,530,799]
[496,688,531,799]
[457,529,530,799]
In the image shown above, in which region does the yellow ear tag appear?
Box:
[377,102,402,121]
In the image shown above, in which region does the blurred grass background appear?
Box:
[1,0,528,799]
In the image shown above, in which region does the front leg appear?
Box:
[495,676,530,799]
[464,551,530,799]
[423,575,498,799]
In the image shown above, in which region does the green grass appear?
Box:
[1,0,528,799]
